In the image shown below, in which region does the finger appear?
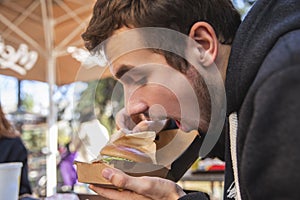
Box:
[101,167,184,199]
[97,168,154,200]
[101,167,152,193]
[89,185,151,200]
[132,119,168,133]
[101,167,132,189]
[115,108,137,130]
[127,176,186,199]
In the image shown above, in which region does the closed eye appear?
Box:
[115,64,149,85]
[134,76,147,85]
[120,70,148,85]
[120,75,147,86]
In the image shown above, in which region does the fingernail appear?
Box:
[121,128,132,134]
[102,168,113,180]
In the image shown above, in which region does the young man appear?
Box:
[82,0,300,199]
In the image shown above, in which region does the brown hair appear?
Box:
[82,0,241,51]
[0,105,19,139]
[82,0,241,73]
[82,0,240,131]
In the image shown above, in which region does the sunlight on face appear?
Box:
[107,45,201,132]
[100,27,226,156]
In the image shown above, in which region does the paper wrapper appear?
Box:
[75,129,200,187]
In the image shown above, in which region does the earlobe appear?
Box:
[189,22,218,67]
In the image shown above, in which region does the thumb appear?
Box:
[115,108,137,130]
[101,167,137,190]
[101,167,185,199]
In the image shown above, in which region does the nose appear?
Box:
[125,100,148,125]
[124,84,146,113]
[126,100,148,117]
[123,84,149,125]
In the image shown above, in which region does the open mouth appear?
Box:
[175,120,182,129]
[174,119,191,132]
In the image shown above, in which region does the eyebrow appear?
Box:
[115,64,135,79]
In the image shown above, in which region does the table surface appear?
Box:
[180,170,225,182]
[77,193,108,200]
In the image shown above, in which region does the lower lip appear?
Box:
[175,120,181,129]
[175,120,190,132]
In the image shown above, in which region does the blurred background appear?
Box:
[0,75,123,197]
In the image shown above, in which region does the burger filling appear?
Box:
[93,155,133,164]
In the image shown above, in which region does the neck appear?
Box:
[216,44,231,82]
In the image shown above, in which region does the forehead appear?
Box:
[104,27,144,63]
[101,27,199,78]
[102,26,189,63]
[110,49,170,77]
[103,28,168,76]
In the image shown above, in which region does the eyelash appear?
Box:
[121,76,147,86]
[135,77,147,85]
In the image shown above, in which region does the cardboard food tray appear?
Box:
[75,160,170,189]
[75,129,201,188]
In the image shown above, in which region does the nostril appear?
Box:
[130,113,148,125]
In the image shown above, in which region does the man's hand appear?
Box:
[89,167,186,200]
[116,108,167,133]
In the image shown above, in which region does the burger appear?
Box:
[98,130,157,164]
[75,129,159,186]
[75,128,199,186]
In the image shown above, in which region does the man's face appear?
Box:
[105,28,211,133]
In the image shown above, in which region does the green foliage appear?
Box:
[22,126,47,152]
[22,93,34,112]
[75,78,124,134]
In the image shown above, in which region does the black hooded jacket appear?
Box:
[0,137,32,196]
[180,0,300,199]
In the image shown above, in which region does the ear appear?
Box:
[189,22,218,67]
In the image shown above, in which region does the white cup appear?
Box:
[0,162,23,200]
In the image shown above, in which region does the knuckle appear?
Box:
[135,177,154,193]
[112,173,127,188]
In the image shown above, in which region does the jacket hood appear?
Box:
[225,0,300,114]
